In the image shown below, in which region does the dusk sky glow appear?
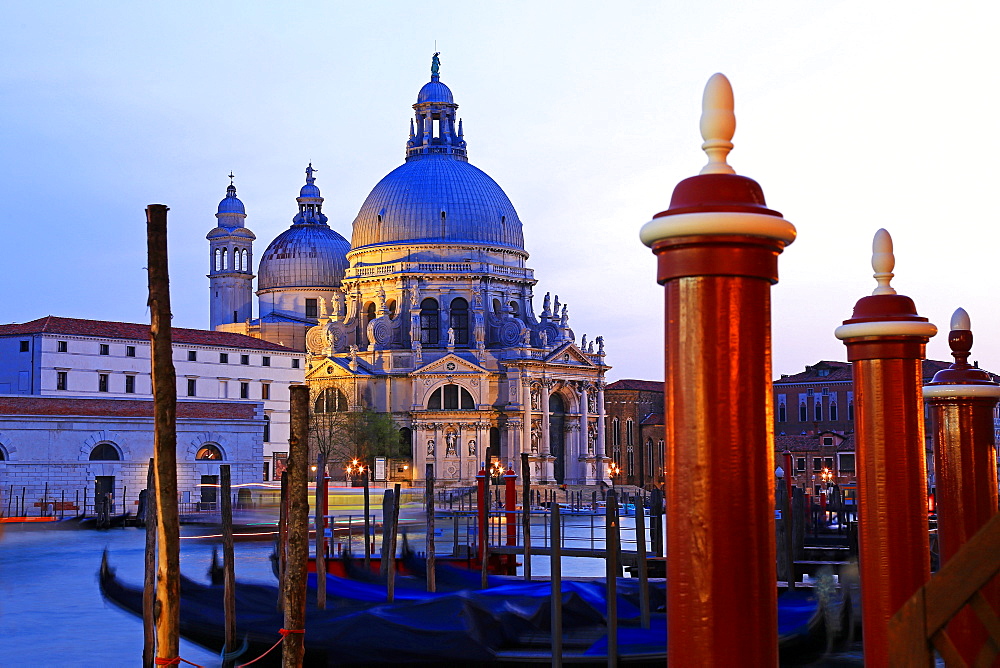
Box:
[2,2,997,381]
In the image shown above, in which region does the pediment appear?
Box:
[305,355,373,380]
[413,352,488,376]
[544,343,597,368]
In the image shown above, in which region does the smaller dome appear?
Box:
[300,184,321,198]
[257,225,350,291]
[218,184,245,215]
[417,79,454,105]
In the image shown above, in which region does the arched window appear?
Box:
[90,443,120,461]
[196,444,223,460]
[315,387,349,413]
[214,249,222,271]
[492,298,502,315]
[398,427,412,455]
[420,298,439,345]
[240,249,248,272]
[611,417,620,446]
[829,402,838,421]
[778,402,787,423]
[365,302,377,327]
[387,300,397,319]
[509,301,519,316]
[0,446,6,461]
[626,419,634,446]
[799,403,807,422]
[222,248,229,271]
[427,384,475,410]
[450,297,469,345]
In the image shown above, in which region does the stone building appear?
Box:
[302,58,611,487]
[603,379,664,488]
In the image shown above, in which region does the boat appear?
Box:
[100,553,844,666]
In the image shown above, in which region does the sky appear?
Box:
[1,1,998,383]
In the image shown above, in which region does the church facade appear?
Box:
[211,57,611,486]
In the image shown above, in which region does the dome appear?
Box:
[417,80,454,104]
[350,154,524,251]
[257,224,350,291]
[217,184,245,216]
[300,183,321,198]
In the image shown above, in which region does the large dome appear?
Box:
[350,154,525,251]
[257,225,350,291]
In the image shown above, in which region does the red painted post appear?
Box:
[475,465,486,565]
[783,450,793,502]
[503,465,517,574]
[835,229,937,668]
[923,308,1000,663]
[640,73,795,667]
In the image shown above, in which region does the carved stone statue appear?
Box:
[473,287,483,310]
[521,327,531,347]
[542,293,551,318]
[412,339,423,364]
[468,438,476,456]
[539,329,548,348]
[445,432,456,456]
[427,438,435,456]
[588,424,597,453]
[431,51,441,76]
[588,340,595,354]
[588,391,597,413]
[553,295,561,317]
[349,344,359,371]
[376,286,387,312]
[580,334,588,351]
[560,304,569,327]
[530,387,539,411]
[596,336,605,355]
[530,423,540,453]
[447,327,455,348]
[331,290,345,321]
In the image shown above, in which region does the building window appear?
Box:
[612,417,620,446]
[838,453,855,472]
[57,340,68,352]
[799,403,807,422]
[450,297,469,345]
[126,345,136,357]
[305,298,318,318]
[778,403,787,422]
[291,358,300,369]
[125,375,135,394]
[57,371,67,391]
[240,249,249,272]
[848,401,854,421]
[420,298,439,345]
[240,382,249,399]
[99,344,110,356]
[219,353,229,364]
[315,387,349,413]
[263,461,270,481]
[626,419,634,446]
[187,379,197,397]
[222,248,229,270]
[796,457,806,472]
[187,350,196,361]
[822,436,834,447]
[813,458,823,472]
[262,356,270,367]
[261,383,270,400]
[627,444,635,477]
[824,457,834,470]
[90,443,120,461]
[19,340,28,352]
[98,374,109,392]
[196,444,223,460]
[427,384,475,410]
[240,355,249,365]
[263,415,271,443]
[214,248,222,271]
[829,403,838,421]
[814,402,822,421]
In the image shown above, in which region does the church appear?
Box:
[209,56,611,486]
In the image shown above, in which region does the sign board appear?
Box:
[374,457,387,481]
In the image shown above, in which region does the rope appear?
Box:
[235,628,305,667]
[154,658,203,667]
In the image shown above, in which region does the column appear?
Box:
[596,381,606,462]
[541,379,552,484]
[639,74,795,667]
[521,376,532,457]
[579,383,590,486]
[923,308,999,664]
[835,229,936,668]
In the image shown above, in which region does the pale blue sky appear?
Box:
[1,1,997,381]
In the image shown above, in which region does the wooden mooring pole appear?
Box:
[142,458,156,668]
[550,503,562,668]
[425,463,436,593]
[146,203,181,664]
[521,452,532,581]
[640,75,792,666]
[605,489,619,667]
[282,385,310,666]
[387,484,401,602]
[363,469,371,571]
[315,454,327,610]
[634,493,650,629]
[276,474,288,612]
[220,464,236,666]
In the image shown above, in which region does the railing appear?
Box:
[888,511,1000,666]
[345,261,534,280]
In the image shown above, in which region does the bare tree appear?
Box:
[310,407,408,480]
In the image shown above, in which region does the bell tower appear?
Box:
[207,174,255,329]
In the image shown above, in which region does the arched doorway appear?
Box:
[549,393,566,484]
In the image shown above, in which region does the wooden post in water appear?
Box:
[146,203,181,664]
[282,385,310,666]
[521,452,532,581]
[277,474,288,612]
[387,484,401,602]
[315,454,327,610]
[363,469,371,572]
[550,503,562,668]
[640,75,792,666]
[476,464,488,588]
[425,463,436,593]
[142,458,157,668]
[835,230,936,667]
[220,465,236,666]
[380,490,394,578]
[634,495,650,629]
[605,489,619,667]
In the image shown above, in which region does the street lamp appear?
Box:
[608,461,621,490]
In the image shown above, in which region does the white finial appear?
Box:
[871,228,896,296]
[951,307,971,331]
[700,73,736,175]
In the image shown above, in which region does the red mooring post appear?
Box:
[475,465,487,565]
[923,307,1000,663]
[503,465,517,575]
[835,229,937,668]
[639,73,795,667]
